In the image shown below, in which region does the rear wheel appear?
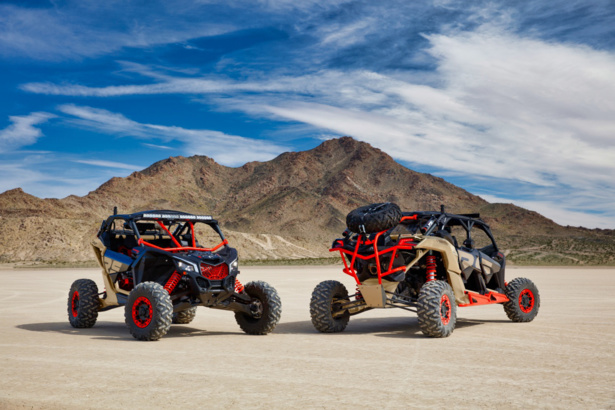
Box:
[235,281,282,335]
[417,280,457,338]
[125,282,173,341]
[67,279,99,328]
[310,280,350,333]
[503,278,540,322]
[172,307,197,324]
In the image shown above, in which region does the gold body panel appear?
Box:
[395,234,470,305]
[90,238,128,309]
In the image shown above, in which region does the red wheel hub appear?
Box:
[71,291,79,317]
[440,294,451,325]
[519,289,535,313]
[132,296,153,328]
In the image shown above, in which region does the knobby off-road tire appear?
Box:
[235,281,282,335]
[310,280,350,333]
[417,280,457,338]
[68,279,99,328]
[503,277,540,322]
[172,307,197,324]
[346,202,402,234]
[125,282,173,341]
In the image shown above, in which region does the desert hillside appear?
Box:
[0,137,613,265]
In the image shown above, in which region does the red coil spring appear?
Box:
[426,255,437,282]
[356,286,363,299]
[164,271,182,293]
[235,279,244,293]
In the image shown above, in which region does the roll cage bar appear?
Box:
[99,210,228,253]
[331,210,499,286]
[402,211,499,251]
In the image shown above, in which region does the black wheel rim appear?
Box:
[249,298,263,319]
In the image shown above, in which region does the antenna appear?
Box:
[113,206,118,215]
[440,204,445,213]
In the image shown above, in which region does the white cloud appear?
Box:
[0,112,55,153]
[73,160,144,171]
[58,104,286,166]
[17,25,615,227]
[478,194,613,229]
[319,19,375,47]
[0,3,235,61]
[143,143,174,150]
[0,160,105,198]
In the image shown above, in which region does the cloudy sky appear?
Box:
[1,0,614,228]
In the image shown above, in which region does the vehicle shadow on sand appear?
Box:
[17,322,242,341]
[274,317,509,338]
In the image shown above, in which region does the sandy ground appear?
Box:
[0,266,614,409]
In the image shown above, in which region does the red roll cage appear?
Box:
[136,220,228,253]
[330,215,419,286]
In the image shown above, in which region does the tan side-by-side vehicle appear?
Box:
[310,203,540,337]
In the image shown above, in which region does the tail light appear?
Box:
[201,263,229,280]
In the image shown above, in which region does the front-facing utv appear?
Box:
[68,210,281,340]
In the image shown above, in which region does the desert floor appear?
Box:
[0,266,614,409]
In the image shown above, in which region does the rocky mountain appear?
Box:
[0,137,613,265]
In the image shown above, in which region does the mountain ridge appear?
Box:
[1,137,613,265]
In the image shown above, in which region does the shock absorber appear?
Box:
[235,279,245,293]
[355,285,363,300]
[164,271,182,294]
[426,253,437,282]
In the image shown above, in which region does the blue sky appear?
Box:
[1,0,614,228]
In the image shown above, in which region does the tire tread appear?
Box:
[417,280,456,338]
[67,279,99,328]
[172,307,197,324]
[346,203,402,234]
[503,277,540,322]
[125,282,173,341]
[235,281,282,335]
[309,280,350,333]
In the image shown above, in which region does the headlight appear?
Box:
[177,260,196,272]
[230,259,239,270]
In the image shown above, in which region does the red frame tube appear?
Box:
[331,215,511,307]
[458,291,509,307]
[157,221,182,248]
[330,231,416,285]
[138,238,228,253]
[137,219,228,253]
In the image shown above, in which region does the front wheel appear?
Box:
[125,282,173,341]
[417,280,457,338]
[68,279,100,328]
[235,281,282,335]
[503,278,540,322]
[310,280,350,333]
